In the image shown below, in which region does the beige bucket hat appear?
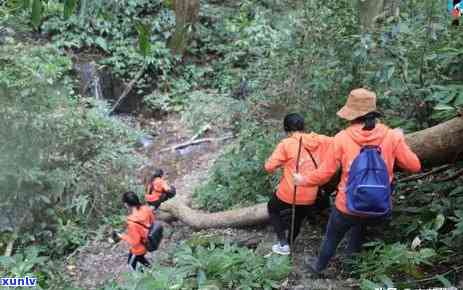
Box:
[337,88,377,121]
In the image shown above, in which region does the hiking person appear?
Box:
[113,191,155,271]
[145,169,176,210]
[451,0,462,25]
[265,113,332,255]
[293,88,421,274]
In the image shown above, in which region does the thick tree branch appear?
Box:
[108,67,145,115]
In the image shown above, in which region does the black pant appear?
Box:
[267,194,314,245]
[128,253,151,271]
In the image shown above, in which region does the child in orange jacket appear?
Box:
[293,88,421,275]
[145,169,175,210]
[265,113,332,255]
[115,191,155,271]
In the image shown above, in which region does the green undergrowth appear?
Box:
[352,163,463,289]
[0,39,142,288]
[193,122,281,211]
[100,237,291,290]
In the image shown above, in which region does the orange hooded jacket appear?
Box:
[298,123,421,215]
[265,132,333,205]
[121,205,155,255]
[145,177,170,203]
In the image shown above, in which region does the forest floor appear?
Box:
[65,114,356,290]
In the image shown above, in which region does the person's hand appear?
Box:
[394,128,404,137]
[293,173,304,186]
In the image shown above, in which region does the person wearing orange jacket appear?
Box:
[114,191,155,271]
[265,113,332,255]
[145,169,175,210]
[293,88,421,274]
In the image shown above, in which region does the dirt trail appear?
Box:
[65,114,354,290]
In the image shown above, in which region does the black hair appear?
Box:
[283,113,305,132]
[354,111,382,131]
[150,169,164,181]
[122,191,142,209]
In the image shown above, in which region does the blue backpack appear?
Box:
[346,144,391,217]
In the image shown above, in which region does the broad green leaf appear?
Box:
[379,275,394,288]
[434,104,455,111]
[434,214,445,231]
[436,275,453,287]
[418,248,436,260]
[64,0,78,19]
[135,277,162,290]
[360,279,382,290]
[135,21,151,58]
[454,92,463,107]
[398,22,411,33]
[450,186,463,196]
[31,0,43,30]
[94,37,108,52]
[39,195,51,204]
[386,66,395,81]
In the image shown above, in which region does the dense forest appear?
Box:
[0,0,462,289]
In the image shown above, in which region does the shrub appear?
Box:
[354,242,436,289]
[0,41,142,258]
[194,122,280,212]
[102,239,291,290]
[181,91,245,132]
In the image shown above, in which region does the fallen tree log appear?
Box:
[159,117,463,229]
[160,201,268,229]
[405,117,463,165]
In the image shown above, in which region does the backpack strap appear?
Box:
[304,147,318,169]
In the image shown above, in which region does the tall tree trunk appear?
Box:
[384,0,400,19]
[358,0,400,32]
[169,0,200,55]
[358,0,385,32]
[160,117,463,229]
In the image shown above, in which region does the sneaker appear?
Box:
[304,256,322,277]
[272,243,290,255]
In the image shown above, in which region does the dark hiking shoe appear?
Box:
[303,256,322,277]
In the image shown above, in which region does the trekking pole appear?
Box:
[290,137,303,258]
[144,177,149,196]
